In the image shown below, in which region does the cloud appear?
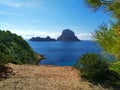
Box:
[77,33,92,40]
[0,21,92,40]
[10,29,92,40]
[0,20,15,30]
[10,30,60,39]
[0,0,42,8]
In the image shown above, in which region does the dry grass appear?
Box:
[0,63,109,90]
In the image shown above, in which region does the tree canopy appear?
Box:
[85,0,120,19]
[85,0,120,59]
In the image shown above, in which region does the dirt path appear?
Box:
[0,64,107,90]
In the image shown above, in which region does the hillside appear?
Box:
[0,64,108,90]
[0,30,42,64]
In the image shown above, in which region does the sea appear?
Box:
[27,41,102,66]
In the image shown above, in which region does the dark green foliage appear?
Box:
[74,53,109,82]
[85,0,120,19]
[74,53,120,88]
[0,53,13,65]
[110,61,120,75]
[85,0,120,59]
[85,0,103,11]
[0,30,40,65]
[84,0,120,88]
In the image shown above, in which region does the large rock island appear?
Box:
[29,36,56,41]
[57,29,80,41]
[29,29,80,42]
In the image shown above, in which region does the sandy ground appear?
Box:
[0,64,108,90]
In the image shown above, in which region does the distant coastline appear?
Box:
[29,36,56,41]
[29,29,80,42]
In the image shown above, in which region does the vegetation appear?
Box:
[85,0,120,75]
[85,0,120,19]
[93,23,120,59]
[74,53,120,88]
[85,0,120,59]
[74,0,120,89]
[0,30,41,65]
[110,61,120,74]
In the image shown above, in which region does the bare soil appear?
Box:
[0,63,108,90]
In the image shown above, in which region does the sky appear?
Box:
[0,0,111,40]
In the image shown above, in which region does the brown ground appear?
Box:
[0,64,108,90]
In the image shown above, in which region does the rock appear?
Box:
[57,29,80,41]
[29,36,56,41]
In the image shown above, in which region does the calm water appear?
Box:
[27,41,102,66]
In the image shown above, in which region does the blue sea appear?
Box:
[27,41,102,66]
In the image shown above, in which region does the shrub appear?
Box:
[0,30,41,65]
[74,53,110,82]
[110,61,120,75]
[0,53,13,65]
[74,53,120,88]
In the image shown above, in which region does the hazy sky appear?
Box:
[0,0,111,40]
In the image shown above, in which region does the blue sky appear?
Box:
[0,0,111,40]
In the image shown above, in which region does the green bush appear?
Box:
[74,53,120,88]
[74,53,109,82]
[0,53,13,65]
[110,61,120,75]
[0,30,41,65]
